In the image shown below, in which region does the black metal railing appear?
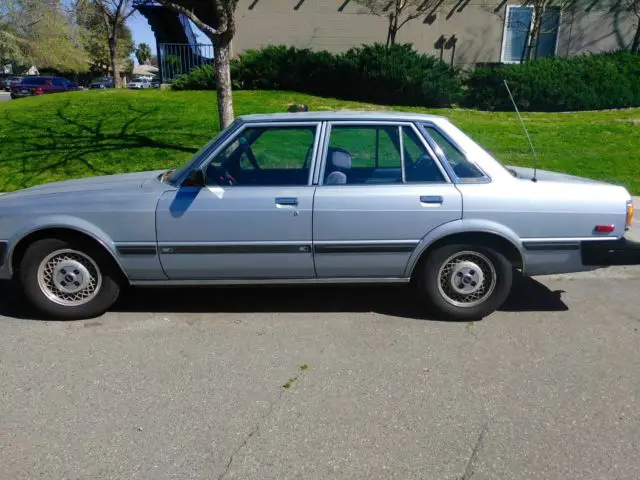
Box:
[159,43,214,83]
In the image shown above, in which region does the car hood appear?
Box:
[505,165,612,185]
[0,170,165,200]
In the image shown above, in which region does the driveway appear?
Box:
[1,212,639,479]
[0,92,10,103]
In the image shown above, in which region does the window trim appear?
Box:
[196,121,323,188]
[317,120,452,187]
[500,5,562,64]
[500,5,533,64]
[418,122,491,184]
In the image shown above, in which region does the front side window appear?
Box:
[204,125,317,186]
[422,125,486,181]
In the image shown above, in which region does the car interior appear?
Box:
[204,125,450,187]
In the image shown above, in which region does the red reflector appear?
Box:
[34,88,43,94]
[594,225,615,233]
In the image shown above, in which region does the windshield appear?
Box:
[164,120,242,185]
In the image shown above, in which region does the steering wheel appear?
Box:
[206,164,238,186]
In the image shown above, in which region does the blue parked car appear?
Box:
[0,111,636,320]
[89,77,115,89]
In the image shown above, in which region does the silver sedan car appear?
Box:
[0,111,637,320]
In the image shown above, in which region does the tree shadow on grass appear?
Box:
[0,99,202,190]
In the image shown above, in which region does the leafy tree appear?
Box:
[1,0,88,72]
[76,0,134,80]
[135,42,152,64]
[77,0,136,87]
[353,0,439,46]
[154,0,240,128]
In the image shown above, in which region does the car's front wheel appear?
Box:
[19,238,121,320]
[416,244,513,321]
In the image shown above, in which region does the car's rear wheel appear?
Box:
[416,244,513,321]
[19,238,121,320]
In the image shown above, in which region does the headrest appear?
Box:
[330,148,352,170]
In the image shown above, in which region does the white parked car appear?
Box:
[127,78,151,89]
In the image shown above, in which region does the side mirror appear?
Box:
[182,168,205,188]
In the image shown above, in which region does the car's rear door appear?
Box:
[155,121,321,280]
[312,121,462,278]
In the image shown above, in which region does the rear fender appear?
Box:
[404,219,525,277]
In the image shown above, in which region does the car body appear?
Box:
[89,77,115,89]
[2,75,25,91]
[0,111,637,320]
[127,77,151,89]
[10,76,80,99]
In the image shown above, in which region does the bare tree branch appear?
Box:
[154,0,219,37]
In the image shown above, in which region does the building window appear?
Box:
[501,5,561,63]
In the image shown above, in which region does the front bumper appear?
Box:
[581,237,640,266]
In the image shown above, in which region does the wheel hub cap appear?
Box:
[52,259,91,294]
[437,251,497,308]
[37,249,102,307]
[449,261,485,295]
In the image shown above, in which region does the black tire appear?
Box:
[416,243,513,321]
[19,238,121,320]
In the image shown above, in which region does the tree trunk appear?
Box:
[388,12,399,46]
[109,36,121,88]
[214,37,234,129]
[631,22,640,53]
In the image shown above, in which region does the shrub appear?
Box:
[171,64,215,91]
[173,43,462,108]
[463,51,640,111]
[333,43,462,107]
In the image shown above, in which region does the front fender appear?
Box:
[403,219,526,277]
[4,215,125,279]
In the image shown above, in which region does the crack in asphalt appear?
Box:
[217,388,285,480]
[461,422,489,480]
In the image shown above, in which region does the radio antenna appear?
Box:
[503,80,538,182]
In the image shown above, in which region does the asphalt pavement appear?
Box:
[1,206,639,480]
[0,91,10,103]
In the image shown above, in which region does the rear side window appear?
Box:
[423,125,486,181]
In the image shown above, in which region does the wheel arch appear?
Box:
[9,220,129,285]
[406,222,525,279]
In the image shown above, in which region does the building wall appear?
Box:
[232,0,635,67]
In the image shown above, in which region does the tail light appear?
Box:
[626,200,634,230]
[34,87,44,95]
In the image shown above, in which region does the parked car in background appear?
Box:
[89,77,115,89]
[2,76,25,91]
[150,77,161,88]
[127,77,152,89]
[10,76,80,99]
[0,111,636,321]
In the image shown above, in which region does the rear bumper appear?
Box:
[581,237,640,266]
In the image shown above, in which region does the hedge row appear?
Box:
[171,45,640,112]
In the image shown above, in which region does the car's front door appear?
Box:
[155,122,321,280]
[312,122,463,278]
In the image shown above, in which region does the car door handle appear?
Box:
[275,197,298,206]
[420,195,443,205]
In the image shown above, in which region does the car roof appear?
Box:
[236,111,449,123]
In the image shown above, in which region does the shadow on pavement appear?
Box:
[0,273,568,321]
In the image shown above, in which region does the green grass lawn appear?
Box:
[0,89,638,193]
